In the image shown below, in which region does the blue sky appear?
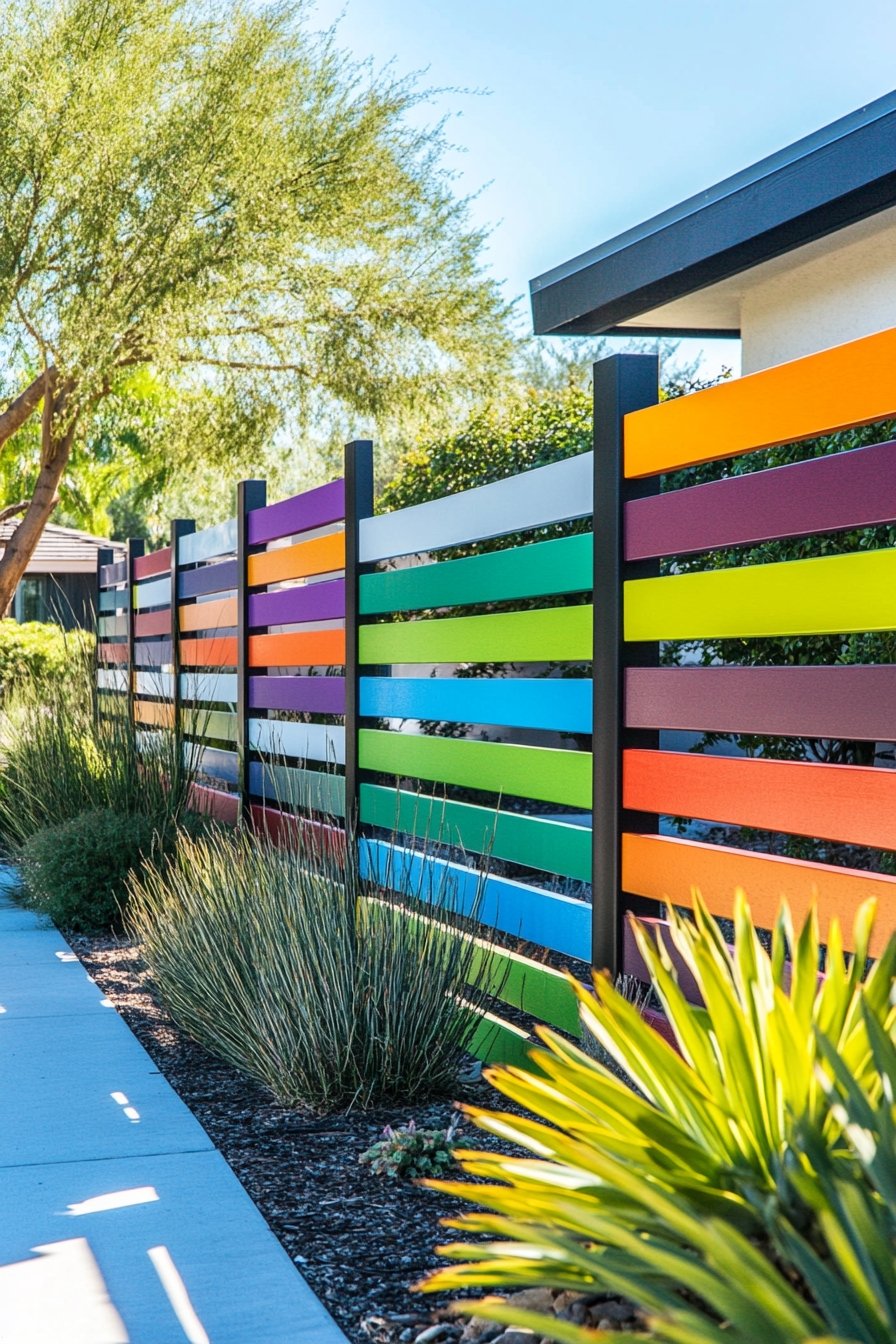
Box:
[311,0,896,371]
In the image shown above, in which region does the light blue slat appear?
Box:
[360,676,592,733]
[98,588,127,613]
[133,576,171,609]
[248,761,346,817]
[359,837,590,960]
[186,743,238,785]
[179,517,238,566]
[181,672,238,703]
[135,671,174,698]
[248,719,346,765]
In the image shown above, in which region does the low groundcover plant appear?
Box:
[359,1115,461,1180]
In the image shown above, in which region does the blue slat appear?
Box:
[133,576,171,610]
[188,744,238,785]
[98,588,128,613]
[248,761,346,817]
[360,676,592,733]
[359,838,590,960]
[178,558,238,599]
[179,517,237,566]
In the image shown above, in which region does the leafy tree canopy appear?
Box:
[0,0,512,598]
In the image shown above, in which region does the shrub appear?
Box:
[360,1117,460,1180]
[128,826,497,1112]
[420,895,896,1343]
[0,619,93,697]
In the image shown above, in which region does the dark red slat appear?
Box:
[133,547,172,580]
[626,665,896,741]
[626,438,896,560]
[134,607,172,639]
[188,783,240,825]
[249,803,345,858]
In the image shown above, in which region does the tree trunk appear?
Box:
[0,372,77,617]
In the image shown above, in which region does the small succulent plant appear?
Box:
[359,1115,460,1180]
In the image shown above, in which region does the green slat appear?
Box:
[360,533,593,615]
[98,614,127,637]
[359,729,592,807]
[360,783,591,881]
[360,603,592,664]
[183,708,237,742]
[468,1008,534,1068]
[251,761,346,818]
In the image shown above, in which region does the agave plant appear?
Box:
[420,894,896,1344]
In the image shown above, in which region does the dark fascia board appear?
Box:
[530,90,896,336]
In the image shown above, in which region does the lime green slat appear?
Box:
[626,546,896,641]
[183,708,237,742]
[360,783,591,881]
[360,533,593,615]
[359,729,592,807]
[360,603,592,665]
[468,1008,534,1068]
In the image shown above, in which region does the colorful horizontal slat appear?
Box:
[182,708,237,742]
[133,639,171,668]
[134,608,171,638]
[360,604,592,665]
[247,532,344,587]
[178,517,237,566]
[625,546,896,641]
[248,629,345,668]
[621,832,896,958]
[360,534,592,616]
[360,783,592,880]
[178,559,238,600]
[98,588,127,613]
[360,676,592,733]
[98,614,127,638]
[248,761,345,817]
[249,675,344,715]
[181,671,237,703]
[190,744,238,785]
[134,700,174,729]
[97,642,128,664]
[248,578,345,629]
[359,837,590,960]
[179,636,237,667]
[360,729,592,808]
[248,803,346,855]
[623,748,896,851]
[99,559,127,587]
[188,784,240,825]
[179,597,237,632]
[626,438,896,560]
[133,547,171,580]
[359,450,594,563]
[626,665,896,741]
[247,478,345,546]
[97,668,128,692]
[624,326,896,478]
[135,671,174,698]
[133,576,171,610]
[247,719,345,764]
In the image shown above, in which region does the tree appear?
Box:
[0,0,512,608]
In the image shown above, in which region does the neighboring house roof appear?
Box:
[0,522,126,575]
[529,89,896,337]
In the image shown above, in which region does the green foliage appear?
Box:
[127,825,497,1113]
[359,1116,460,1180]
[0,619,92,695]
[20,807,162,932]
[420,896,896,1343]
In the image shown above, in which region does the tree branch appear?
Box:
[0,367,56,448]
[176,355,310,376]
[0,501,29,525]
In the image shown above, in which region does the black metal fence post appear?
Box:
[236,481,266,825]
[126,537,146,732]
[343,440,375,842]
[591,353,660,974]
[169,518,196,747]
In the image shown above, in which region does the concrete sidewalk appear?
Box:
[0,868,348,1344]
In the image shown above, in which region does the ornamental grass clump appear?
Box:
[128,825,496,1112]
[421,895,896,1344]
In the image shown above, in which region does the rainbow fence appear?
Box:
[96,325,896,1063]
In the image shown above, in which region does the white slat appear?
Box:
[248,718,345,765]
[181,672,238,703]
[97,668,128,692]
[134,671,174,698]
[359,450,594,562]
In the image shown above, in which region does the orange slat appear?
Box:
[247,531,344,586]
[622,832,895,957]
[179,597,237,632]
[248,629,345,668]
[134,699,175,729]
[623,748,896,852]
[624,326,896,478]
[179,636,237,667]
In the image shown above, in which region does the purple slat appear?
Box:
[248,578,345,629]
[247,478,345,547]
[178,558,238,599]
[626,438,896,560]
[133,639,172,668]
[100,559,128,587]
[626,665,896,741]
[249,675,345,715]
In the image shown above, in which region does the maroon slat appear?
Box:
[626,665,896,742]
[133,547,172,580]
[250,802,345,857]
[134,608,172,639]
[247,478,345,547]
[626,438,896,560]
[189,783,240,825]
[100,559,127,587]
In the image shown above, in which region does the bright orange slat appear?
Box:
[624,326,896,478]
[134,699,174,728]
[179,636,237,667]
[623,748,896,852]
[248,629,345,668]
[179,598,237,632]
[622,832,895,957]
[248,532,344,586]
